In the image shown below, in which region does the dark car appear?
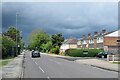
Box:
[32,51,40,58]
[97,52,113,58]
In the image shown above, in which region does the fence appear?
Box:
[107,55,120,62]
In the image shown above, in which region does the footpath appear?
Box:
[41,53,119,72]
[75,59,119,72]
[0,52,24,79]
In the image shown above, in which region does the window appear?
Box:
[117,40,120,43]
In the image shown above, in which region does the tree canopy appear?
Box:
[51,33,65,48]
[28,29,51,51]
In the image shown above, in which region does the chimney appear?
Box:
[94,32,98,35]
[102,29,106,34]
[82,35,85,38]
[88,33,90,37]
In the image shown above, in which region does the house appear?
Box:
[60,37,78,53]
[103,29,120,54]
[78,29,120,54]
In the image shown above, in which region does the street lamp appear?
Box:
[16,12,19,56]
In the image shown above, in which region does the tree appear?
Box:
[6,27,22,43]
[45,41,52,52]
[28,29,51,51]
[2,35,16,58]
[51,33,65,48]
[2,26,25,56]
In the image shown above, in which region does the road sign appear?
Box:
[18,45,20,47]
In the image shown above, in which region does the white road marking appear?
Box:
[47,76,51,80]
[39,66,45,73]
[35,62,38,65]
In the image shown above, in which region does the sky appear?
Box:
[2,2,118,46]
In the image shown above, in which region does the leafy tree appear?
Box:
[6,27,22,43]
[45,41,52,52]
[2,36,16,58]
[28,29,51,51]
[2,27,25,56]
[50,46,59,54]
[40,44,46,52]
[51,33,65,48]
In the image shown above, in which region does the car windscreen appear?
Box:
[34,51,39,53]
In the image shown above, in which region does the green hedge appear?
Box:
[68,49,104,57]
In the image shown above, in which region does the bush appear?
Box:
[50,46,60,54]
[65,49,71,55]
[2,36,16,58]
[68,49,104,57]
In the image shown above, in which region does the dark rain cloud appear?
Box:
[2,2,118,46]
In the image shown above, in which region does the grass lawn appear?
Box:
[104,59,107,61]
[0,61,9,66]
[112,62,120,64]
[2,56,15,60]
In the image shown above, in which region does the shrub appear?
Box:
[68,49,104,57]
[50,46,60,54]
[65,48,71,55]
[2,36,16,58]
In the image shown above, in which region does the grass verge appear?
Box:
[112,62,120,64]
[0,61,9,66]
[2,56,15,60]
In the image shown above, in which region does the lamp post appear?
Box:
[16,12,19,56]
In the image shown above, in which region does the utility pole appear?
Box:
[16,12,19,56]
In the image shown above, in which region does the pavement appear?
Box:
[1,51,24,79]
[75,59,119,72]
[23,51,118,78]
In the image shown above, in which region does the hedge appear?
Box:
[68,49,104,57]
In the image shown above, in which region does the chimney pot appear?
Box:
[102,29,106,34]
[88,33,90,37]
[82,35,85,38]
[94,32,98,35]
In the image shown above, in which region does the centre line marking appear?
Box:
[35,62,38,65]
[39,66,45,73]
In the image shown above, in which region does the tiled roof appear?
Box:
[80,29,119,40]
[62,37,78,44]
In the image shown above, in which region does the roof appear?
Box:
[62,37,78,44]
[104,29,120,37]
[80,29,118,40]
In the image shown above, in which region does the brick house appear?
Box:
[60,37,78,52]
[103,29,120,54]
[78,29,120,54]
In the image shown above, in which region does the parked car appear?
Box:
[97,52,113,58]
[32,51,40,58]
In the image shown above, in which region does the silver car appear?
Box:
[32,51,40,58]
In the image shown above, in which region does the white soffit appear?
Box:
[105,30,120,37]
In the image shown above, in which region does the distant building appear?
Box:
[60,37,78,52]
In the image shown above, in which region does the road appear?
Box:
[23,50,118,78]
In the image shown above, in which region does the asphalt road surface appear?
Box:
[23,51,118,78]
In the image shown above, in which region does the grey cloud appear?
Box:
[2,2,118,46]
